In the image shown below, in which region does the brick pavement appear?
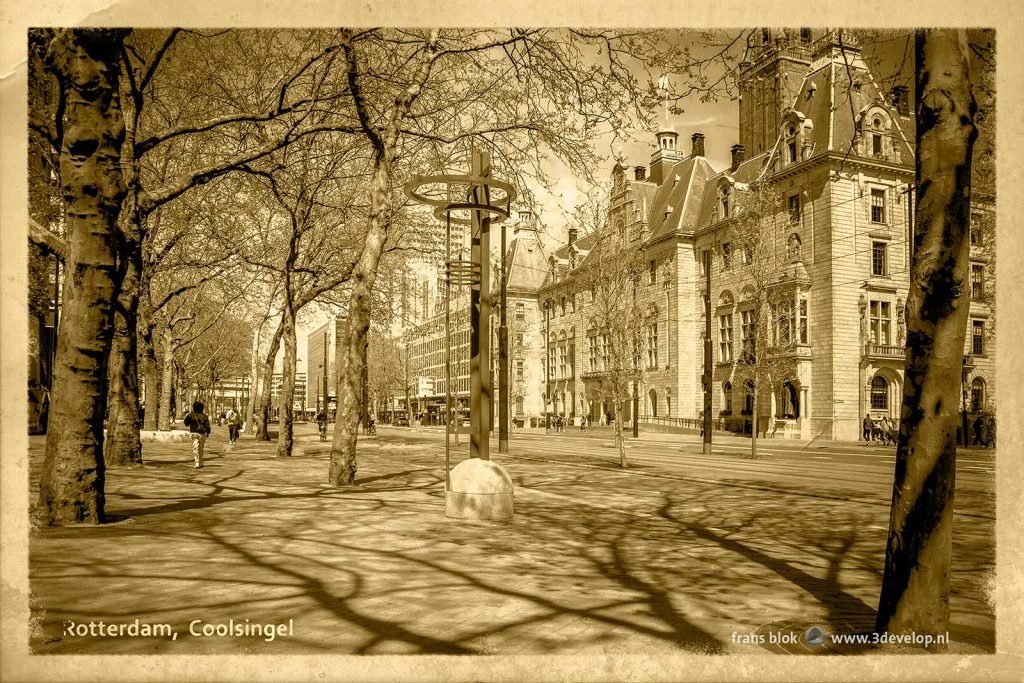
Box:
[27,426,994,655]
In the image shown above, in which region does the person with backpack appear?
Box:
[225,406,241,446]
[183,401,212,469]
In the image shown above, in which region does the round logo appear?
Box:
[804,625,826,647]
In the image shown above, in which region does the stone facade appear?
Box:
[399,29,996,440]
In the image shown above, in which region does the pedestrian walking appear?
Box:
[225,407,241,446]
[986,415,996,448]
[972,415,986,447]
[862,414,874,443]
[316,410,328,442]
[183,401,212,469]
[882,416,897,445]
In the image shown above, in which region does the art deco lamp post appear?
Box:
[404,146,516,520]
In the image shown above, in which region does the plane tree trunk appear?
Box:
[35,29,129,525]
[276,307,297,457]
[876,29,978,644]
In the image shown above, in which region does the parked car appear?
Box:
[396,415,410,426]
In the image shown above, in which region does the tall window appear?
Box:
[719,313,734,362]
[788,194,801,224]
[871,188,887,223]
[971,377,985,412]
[646,321,659,369]
[972,320,985,355]
[516,360,524,381]
[970,214,985,246]
[872,133,883,156]
[971,264,985,300]
[601,333,609,369]
[515,302,525,322]
[515,396,524,415]
[800,28,811,42]
[740,309,756,361]
[774,301,793,345]
[560,296,566,316]
[723,381,733,415]
[719,186,731,219]
[559,342,567,379]
[548,339,556,378]
[798,296,808,344]
[743,381,755,415]
[722,242,733,270]
[588,334,598,372]
[872,241,888,276]
[788,141,798,163]
[870,300,891,345]
[649,259,657,284]
[871,375,889,410]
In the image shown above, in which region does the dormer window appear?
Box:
[719,186,731,219]
[800,28,811,43]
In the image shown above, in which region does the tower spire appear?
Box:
[658,73,670,126]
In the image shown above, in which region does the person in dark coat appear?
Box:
[972,415,986,447]
[183,401,212,468]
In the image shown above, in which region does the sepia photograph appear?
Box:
[2,5,1022,682]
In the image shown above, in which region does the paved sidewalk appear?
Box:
[28,428,994,655]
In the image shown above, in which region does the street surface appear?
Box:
[28,425,995,655]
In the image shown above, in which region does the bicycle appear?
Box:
[367,422,377,436]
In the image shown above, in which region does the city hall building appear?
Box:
[396,29,994,441]
[501,29,994,441]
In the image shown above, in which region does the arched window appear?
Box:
[743,381,755,415]
[871,375,889,411]
[787,233,802,262]
[723,381,733,415]
[971,377,986,413]
[665,388,672,417]
[648,388,658,417]
[719,184,732,219]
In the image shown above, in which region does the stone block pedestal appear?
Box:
[445,458,514,520]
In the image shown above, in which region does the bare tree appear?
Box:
[572,202,647,466]
[327,28,707,484]
[728,180,800,458]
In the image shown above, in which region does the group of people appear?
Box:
[549,414,568,432]
[862,415,899,445]
[863,413,997,449]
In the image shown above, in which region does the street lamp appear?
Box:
[544,298,551,434]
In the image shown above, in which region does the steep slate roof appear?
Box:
[694,152,769,228]
[648,155,718,239]
[505,232,549,293]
